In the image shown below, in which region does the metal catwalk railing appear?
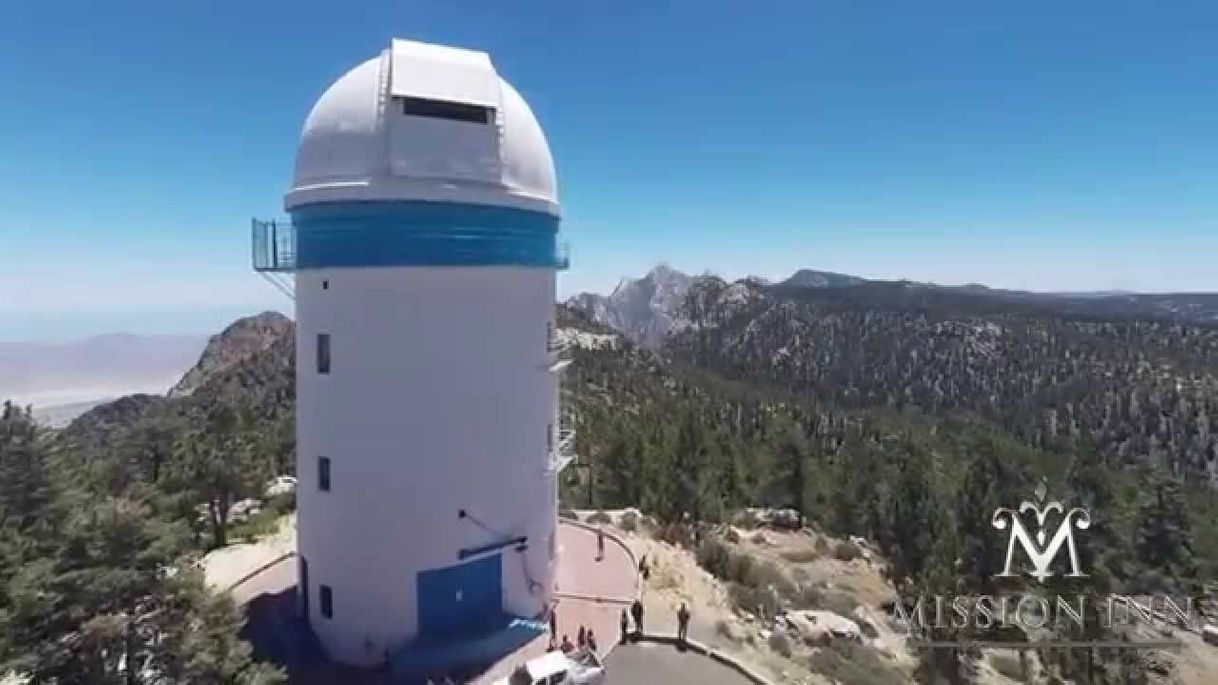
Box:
[252,219,297,272]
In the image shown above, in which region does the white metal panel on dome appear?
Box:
[389,108,501,183]
[388,39,502,184]
[390,39,499,107]
[287,38,559,215]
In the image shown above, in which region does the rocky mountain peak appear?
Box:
[567,264,694,348]
[168,311,293,398]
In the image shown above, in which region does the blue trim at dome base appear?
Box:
[252,201,567,271]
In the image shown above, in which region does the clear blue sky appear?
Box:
[1,1,1216,340]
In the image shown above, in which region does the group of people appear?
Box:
[620,599,644,640]
[618,599,690,642]
[548,607,600,656]
[549,624,599,655]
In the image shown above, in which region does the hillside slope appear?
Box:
[670,276,1218,484]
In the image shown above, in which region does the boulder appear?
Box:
[228,498,262,523]
[852,606,881,639]
[265,475,297,498]
[767,508,803,530]
[787,610,862,647]
[849,535,874,560]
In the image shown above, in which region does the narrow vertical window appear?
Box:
[319,585,333,619]
[317,333,331,374]
[318,457,331,492]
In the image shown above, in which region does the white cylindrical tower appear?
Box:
[254,39,567,672]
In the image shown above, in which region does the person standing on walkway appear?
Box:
[549,605,558,639]
[577,625,587,650]
[631,599,645,636]
[677,603,691,642]
[620,609,629,642]
[587,629,598,654]
[596,526,605,561]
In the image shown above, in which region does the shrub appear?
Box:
[587,510,612,525]
[819,590,860,618]
[265,491,295,516]
[727,549,756,585]
[792,584,824,609]
[729,582,783,619]
[808,641,905,685]
[813,536,831,555]
[559,509,579,521]
[768,631,793,657]
[990,652,1025,681]
[230,506,281,543]
[746,560,795,596]
[656,523,695,547]
[696,537,733,579]
[730,509,762,529]
[833,540,862,562]
[715,619,741,642]
[619,510,640,532]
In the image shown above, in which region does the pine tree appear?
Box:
[597,429,644,508]
[0,402,54,534]
[955,441,1023,592]
[770,418,808,527]
[886,439,949,588]
[1067,437,1121,590]
[1135,471,1196,591]
[662,411,713,524]
[168,404,265,549]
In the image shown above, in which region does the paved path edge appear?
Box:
[628,635,775,685]
[224,550,297,595]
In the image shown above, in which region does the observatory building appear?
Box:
[253,39,571,670]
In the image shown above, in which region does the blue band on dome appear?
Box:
[287,201,564,269]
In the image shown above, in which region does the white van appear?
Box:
[497,650,606,685]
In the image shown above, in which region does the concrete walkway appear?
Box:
[209,518,639,684]
[201,514,295,594]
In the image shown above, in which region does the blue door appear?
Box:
[416,554,503,637]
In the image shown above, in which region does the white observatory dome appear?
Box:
[286,39,558,216]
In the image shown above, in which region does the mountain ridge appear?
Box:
[570,265,1218,348]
